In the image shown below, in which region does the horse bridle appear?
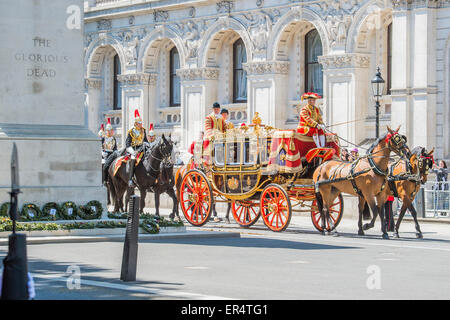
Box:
[146,141,172,171]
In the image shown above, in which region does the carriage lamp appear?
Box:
[371,67,385,139]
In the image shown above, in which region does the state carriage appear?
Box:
[179,118,344,232]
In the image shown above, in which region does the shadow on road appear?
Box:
[142,236,360,251]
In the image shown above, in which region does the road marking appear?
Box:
[184,266,210,270]
[32,273,232,300]
[288,260,309,264]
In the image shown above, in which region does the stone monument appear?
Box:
[0,0,105,210]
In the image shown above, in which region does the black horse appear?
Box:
[108,135,173,213]
[127,159,180,220]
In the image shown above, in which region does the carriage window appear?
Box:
[214,143,225,166]
[243,140,256,165]
[226,142,241,165]
[259,138,271,164]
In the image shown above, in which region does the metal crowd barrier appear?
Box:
[392,182,450,218]
[424,181,450,218]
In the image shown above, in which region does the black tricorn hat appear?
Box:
[213,102,220,108]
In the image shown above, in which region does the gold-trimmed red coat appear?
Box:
[203,112,225,152]
[297,104,324,136]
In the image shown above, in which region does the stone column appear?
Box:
[243,61,290,128]
[390,0,438,151]
[117,73,157,146]
[177,67,219,150]
[85,77,102,134]
[390,0,411,138]
[318,53,371,146]
[410,0,437,150]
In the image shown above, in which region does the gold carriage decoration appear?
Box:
[180,113,343,233]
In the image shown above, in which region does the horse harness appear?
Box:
[314,132,408,195]
[387,157,423,199]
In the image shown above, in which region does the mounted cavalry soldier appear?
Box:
[297,92,326,148]
[126,109,149,187]
[148,123,156,143]
[101,118,118,185]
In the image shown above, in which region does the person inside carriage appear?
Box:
[221,108,234,130]
[297,92,327,148]
[125,109,149,187]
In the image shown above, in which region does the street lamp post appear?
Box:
[371,67,385,139]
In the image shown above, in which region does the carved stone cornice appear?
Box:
[176,68,219,81]
[117,73,157,85]
[97,19,111,30]
[391,0,447,10]
[243,61,290,75]
[216,1,234,14]
[318,54,370,69]
[85,78,102,90]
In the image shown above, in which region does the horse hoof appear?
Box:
[358,230,365,236]
[363,224,371,231]
[382,233,389,240]
[416,233,423,239]
[394,232,400,238]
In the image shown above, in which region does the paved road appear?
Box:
[1,211,450,300]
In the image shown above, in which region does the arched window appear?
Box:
[305,29,323,96]
[170,47,181,106]
[387,23,392,95]
[233,38,247,103]
[113,54,122,110]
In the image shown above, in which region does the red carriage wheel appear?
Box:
[180,170,213,227]
[311,194,344,232]
[231,200,260,228]
[260,184,292,232]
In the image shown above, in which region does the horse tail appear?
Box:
[174,165,187,201]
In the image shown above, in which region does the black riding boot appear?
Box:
[128,159,136,188]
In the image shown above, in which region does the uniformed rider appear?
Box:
[126,109,149,187]
[101,118,118,185]
[148,123,156,143]
[297,92,326,148]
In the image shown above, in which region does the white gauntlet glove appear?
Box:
[102,151,107,158]
[126,147,136,159]
[318,124,326,130]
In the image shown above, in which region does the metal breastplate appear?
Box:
[130,128,145,147]
[103,136,116,152]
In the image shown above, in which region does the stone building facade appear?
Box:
[84,0,450,159]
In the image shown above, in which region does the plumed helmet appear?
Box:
[301,92,322,101]
[98,124,105,137]
[149,123,155,137]
[134,109,142,124]
[213,102,220,109]
[106,118,113,131]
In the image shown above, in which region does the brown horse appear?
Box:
[387,146,434,239]
[313,126,409,239]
